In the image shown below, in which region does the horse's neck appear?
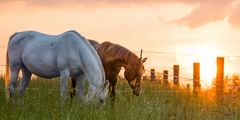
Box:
[103,56,134,79]
[76,41,105,87]
[84,57,105,85]
[97,44,136,72]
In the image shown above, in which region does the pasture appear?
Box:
[0,77,240,120]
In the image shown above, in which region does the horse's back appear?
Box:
[8,31,54,51]
[8,30,82,56]
[7,31,44,66]
[7,30,84,78]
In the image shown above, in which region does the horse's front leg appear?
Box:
[110,76,117,102]
[84,85,96,102]
[60,68,70,100]
[75,75,85,101]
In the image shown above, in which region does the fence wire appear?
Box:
[1,50,240,89]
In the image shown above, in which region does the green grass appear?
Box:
[0,77,240,120]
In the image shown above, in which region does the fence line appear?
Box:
[0,49,240,58]
[0,66,211,83]
[0,66,231,86]
[134,50,240,57]
[0,87,228,92]
[0,50,239,92]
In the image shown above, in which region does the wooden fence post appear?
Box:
[173,65,179,85]
[187,84,190,90]
[150,68,155,81]
[163,70,168,86]
[216,57,224,96]
[140,49,143,58]
[193,63,201,94]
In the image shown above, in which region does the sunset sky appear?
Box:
[1,0,240,87]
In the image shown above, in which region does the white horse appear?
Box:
[5,30,109,103]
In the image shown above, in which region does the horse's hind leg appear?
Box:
[9,65,21,98]
[60,68,70,99]
[19,67,32,98]
[70,77,76,98]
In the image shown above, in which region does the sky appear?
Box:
[1,0,240,86]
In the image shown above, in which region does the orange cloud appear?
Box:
[173,0,233,28]
[229,3,240,28]
[0,0,160,11]
[1,0,240,28]
[0,0,182,7]
[172,0,240,28]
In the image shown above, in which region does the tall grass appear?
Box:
[0,77,240,120]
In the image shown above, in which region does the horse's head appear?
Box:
[96,80,110,104]
[124,57,147,96]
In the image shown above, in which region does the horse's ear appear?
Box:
[141,57,147,63]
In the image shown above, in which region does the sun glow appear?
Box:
[177,44,222,88]
[198,51,217,88]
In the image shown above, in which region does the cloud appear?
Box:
[172,0,240,28]
[173,0,234,28]
[1,0,240,28]
[0,0,183,11]
[0,0,181,6]
[229,3,240,28]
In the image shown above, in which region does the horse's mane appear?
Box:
[68,30,106,83]
[88,39,100,49]
[97,41,140,68]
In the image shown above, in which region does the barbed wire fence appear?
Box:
[132,50,240,118]
[0,49,240,90]
[0,49,240,84]
[0,49,240,117]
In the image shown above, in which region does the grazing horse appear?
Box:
[71,40,147,101]
[5,30,109,103]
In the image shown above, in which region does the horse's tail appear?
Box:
[5,32,17,99]
[5,49,9,90]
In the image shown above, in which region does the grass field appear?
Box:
[0,77,240,120]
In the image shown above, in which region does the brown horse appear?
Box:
[71,40,147,101]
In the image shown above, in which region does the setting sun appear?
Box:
[199,56,216,88]
[176,44,222,88]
